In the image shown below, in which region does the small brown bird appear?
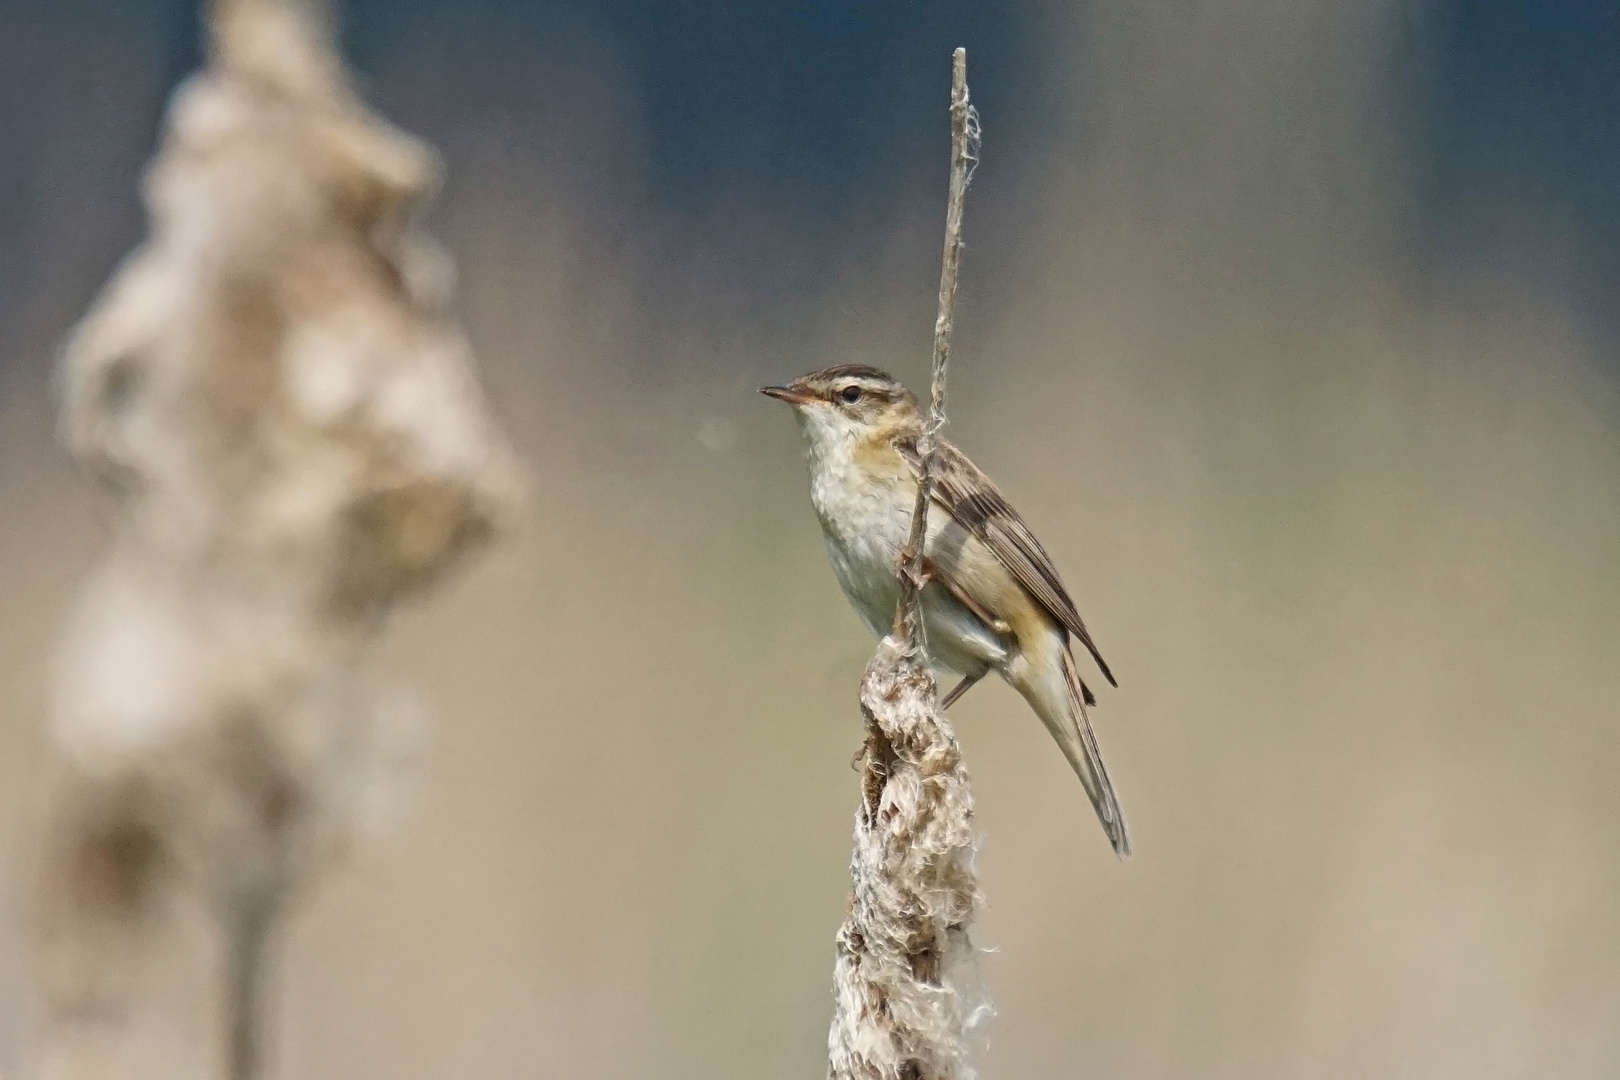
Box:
[763,364,1130,856]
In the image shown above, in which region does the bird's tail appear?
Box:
[1024,645,1131,858]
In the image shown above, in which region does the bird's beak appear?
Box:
[760,384,816,406]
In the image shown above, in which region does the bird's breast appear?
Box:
[806,442,911,636]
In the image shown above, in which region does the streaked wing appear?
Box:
[900,436,1117,687]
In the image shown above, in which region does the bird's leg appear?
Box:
[941,672,983,710]
[919,556,1012,635]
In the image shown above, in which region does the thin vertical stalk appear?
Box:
[896,48,979,648]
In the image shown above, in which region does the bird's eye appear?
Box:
[840,385,863,404]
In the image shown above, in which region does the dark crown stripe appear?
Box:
[805,363,896,384]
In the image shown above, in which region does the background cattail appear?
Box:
[33,1,518,1077]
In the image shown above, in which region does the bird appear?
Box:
[762,363,1130,857]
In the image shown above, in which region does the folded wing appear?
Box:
[900,436,1117,688]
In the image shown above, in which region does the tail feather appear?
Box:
[1010,641,1127,861]
[1059,648,1131,857]
[1008,638,1132,857]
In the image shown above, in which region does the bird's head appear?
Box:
[760,364,922,455]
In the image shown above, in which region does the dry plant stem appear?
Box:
[33,0,518,1078]
[897,48,976,647]
[829,49,985,1080]
[223,891,280,1080]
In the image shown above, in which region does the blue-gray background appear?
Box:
[4,1,1620,350]
[2,2,1619,1078]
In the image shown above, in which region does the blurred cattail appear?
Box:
[827,49,986,1080]
[32,1,519,1078]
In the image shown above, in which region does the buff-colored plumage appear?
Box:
[764,364,1130,856]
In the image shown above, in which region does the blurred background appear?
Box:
[3,0,1619,1077]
